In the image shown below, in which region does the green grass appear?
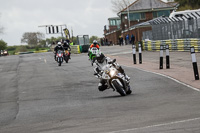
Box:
[7,47,50,55]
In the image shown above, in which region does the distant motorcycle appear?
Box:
[3,50,8,56]
[94,59,131,96]
[56,50,64,66]
[88,47,101,66]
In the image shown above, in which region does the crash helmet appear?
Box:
[66,39,70,43]
[63,41,67,45]
[96,53,105,63]
[93,40,98,45]
[57,42,62,46]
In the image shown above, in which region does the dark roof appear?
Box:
[121,0,178,12]
[108,17,120,20]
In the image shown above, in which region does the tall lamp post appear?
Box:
[127,6,130,30]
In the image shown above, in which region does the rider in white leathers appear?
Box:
[93,53,130,92]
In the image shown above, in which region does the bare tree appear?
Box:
[21,32,45,45]
[111,0,135,13]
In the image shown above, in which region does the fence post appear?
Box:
[160,45,163,69]
[190,46,199,80]
[166,44,170,69]
[138,43,142,64]
[132,44,136,64]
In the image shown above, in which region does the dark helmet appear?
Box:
[96,53,105,63]
[63,41,67,45]
[66,39,70,43]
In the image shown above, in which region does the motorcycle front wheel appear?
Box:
[112,80,126,96]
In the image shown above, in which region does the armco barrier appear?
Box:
[18,51,34,55]
[51,45,81,54]
[34,50,48,53]
[17,49,50,55]
[143,39,200,52]
[71,45,80,54]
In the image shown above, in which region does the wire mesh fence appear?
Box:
[143,18,200,40]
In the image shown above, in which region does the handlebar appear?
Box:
[108,59,116,64]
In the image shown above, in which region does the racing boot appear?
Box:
[98,83,108,91]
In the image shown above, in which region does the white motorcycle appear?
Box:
[95,59,131,96]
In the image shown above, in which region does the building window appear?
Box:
[153,10,171,18]
[116,20,121,29]
[141,12,145,20]
[116,20,121,25]
[157,10,170,17]
[110,20,116,26]
[129,12,146,21]
[109,19,121,27]
[153,12,157,18]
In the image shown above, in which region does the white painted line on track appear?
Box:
[150,71,200,92]
[109,51,132,55]
[106,117,200,133]
[124,65,200,92]
[44,59,47,63]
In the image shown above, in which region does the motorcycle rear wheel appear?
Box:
[65,57,69,63]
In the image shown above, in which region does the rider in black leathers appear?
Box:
[63,41,71,59]
[54,42,65,60]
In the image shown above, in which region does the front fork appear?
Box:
[111,77,129,92]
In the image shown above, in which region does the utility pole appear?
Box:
[127,6,130,30]
[71,27,73,41]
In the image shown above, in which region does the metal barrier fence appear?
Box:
[143,17,200,40]
[143,38,200,52]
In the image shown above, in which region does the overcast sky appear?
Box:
[0,0,169,46]
[0,0,118,46]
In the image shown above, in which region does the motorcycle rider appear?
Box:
[89,40,100,49]
[63,41,71,59]
[88,40,100,63]
[93,53,131,94]
[54,42,65,60]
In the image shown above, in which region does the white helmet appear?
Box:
[93,40,97,44]
[57,42,62,46]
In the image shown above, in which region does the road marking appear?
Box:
[125,65,200,92]
[44,59,47,63]
[151,71,200,92]
[106,117,200,133]
[109,51,132,55]
[39,58,41,60]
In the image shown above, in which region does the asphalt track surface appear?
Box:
[0,47,200,133]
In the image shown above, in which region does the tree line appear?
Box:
[0,32,100,55]
[175,0,200,11]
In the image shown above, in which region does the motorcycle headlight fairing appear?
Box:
[109,69,117,77]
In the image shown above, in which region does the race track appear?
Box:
[0,48,200,133]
